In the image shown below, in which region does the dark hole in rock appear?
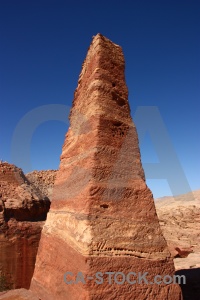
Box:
[112,82,116,87]
[100,204,109,209]
[111,91,126,106]
[112,120,122,127]
[116,97,126,106]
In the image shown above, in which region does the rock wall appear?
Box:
[30,34,183,299]
[26,170,57,200]
[0,163,26,187]
[0,162,50,290]
[0,220,43,290]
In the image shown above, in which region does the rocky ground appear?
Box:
[155,190,200,299]
[155,190,200,269]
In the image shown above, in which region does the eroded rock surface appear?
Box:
[0,162,50,290]
[155,190,200,270]
[0,288,39,300]
[30,34,182,299]
[26,170,57,200]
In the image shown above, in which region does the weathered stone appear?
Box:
[30,34,183,299]
[26,170,57,200]
[0,162,50,290]
[0,163,50,222]
[0,288,39,300]
[155,190,200,270]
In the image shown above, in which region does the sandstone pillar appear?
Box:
[30,34,182,300]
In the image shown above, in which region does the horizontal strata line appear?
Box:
[61,145,126,166]
[90,252,170,260]
[53,180,144,190]
[48,211,159,224]
[86,254,170,261]
[61,148,97,165]
[42,230,169,261]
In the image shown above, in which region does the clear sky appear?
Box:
[0,0,199,198]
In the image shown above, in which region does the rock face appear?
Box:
[0,162,50,290]
[30,34,182,299]
[0,288,39,300]
[155,190,200,270]
[26,170,57,200]
[0,163,50,222]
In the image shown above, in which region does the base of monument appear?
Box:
[30,234,183,300]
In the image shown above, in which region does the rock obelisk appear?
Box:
[30,34,182,299]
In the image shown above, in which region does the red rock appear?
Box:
[0,163,50,222]
[0,162,50,290]
[30,34,183,299]
[174,247,193,258]
[0,288,39,299]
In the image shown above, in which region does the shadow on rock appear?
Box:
[175,268,200,300]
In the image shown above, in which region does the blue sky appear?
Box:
[0,0,199,198]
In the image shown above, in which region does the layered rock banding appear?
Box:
[0,162,50,290]
[29,34,183,299]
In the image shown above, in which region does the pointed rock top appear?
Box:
[92,33,121,47]
[71,33,131,124]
